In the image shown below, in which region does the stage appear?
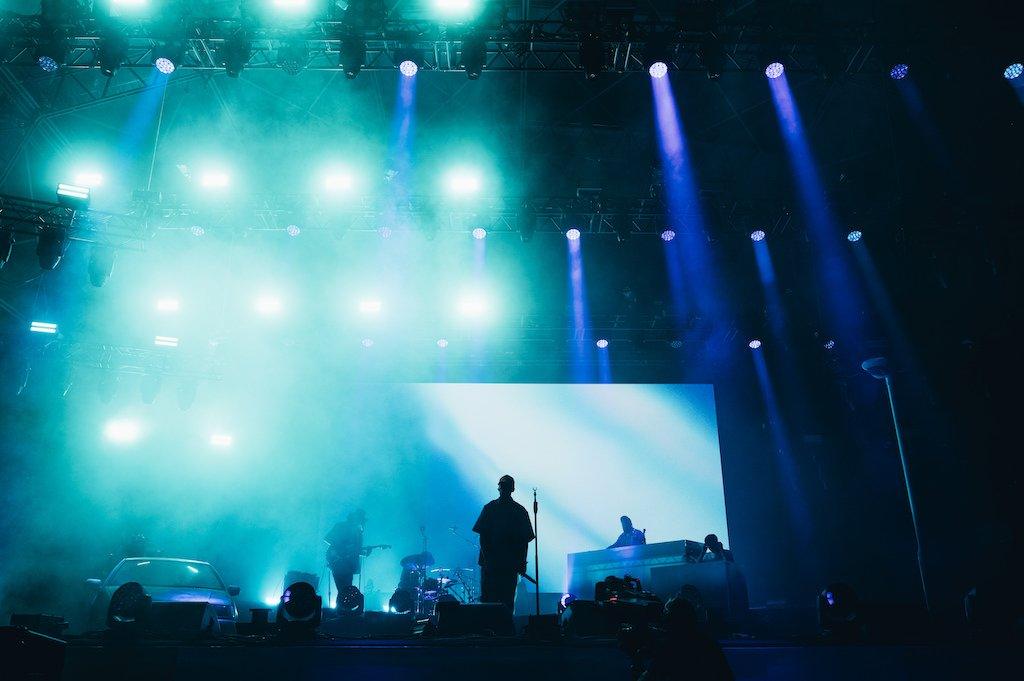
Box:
[52,636,1013,681]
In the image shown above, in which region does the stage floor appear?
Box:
[55,636,1015,681]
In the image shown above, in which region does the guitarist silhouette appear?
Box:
[324,509,390,592]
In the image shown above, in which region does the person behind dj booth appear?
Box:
[608,515,647,549]
[472,474,535,611]
[700,533,733,562]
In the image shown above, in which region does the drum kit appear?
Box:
[389,551,479,618]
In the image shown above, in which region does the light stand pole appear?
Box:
[862,357,930,613]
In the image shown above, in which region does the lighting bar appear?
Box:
[56,183,90,207]
[154,335,179,347]
[30,321,58,334]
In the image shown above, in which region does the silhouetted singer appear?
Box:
[472,475,535,611]
[608,515,647,549]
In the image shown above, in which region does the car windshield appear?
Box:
[109,560,223,590]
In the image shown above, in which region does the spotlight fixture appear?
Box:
[436,338,449,348]
[98,30,129,78]
[394,48,422,76]
[286,224,301,237]
[579,34,605,80]
[154,335,179,348]
[35,26,68,72]
[104,419,141,444]
[660,229,676,242]
[221,32,251,78]
[30,321,58,334]
[847,230,863,243]
[190,225,205,237]
[889,63,909,80]
[472,227,487,240]
[565,228,581,241]
[338,585,364,615]
[153,40,184,74]
[1004,62,1023,80]
[823,339,836,350]
[56,182,90,209]
[669,339,683,349]
[361,338,374,347]
[340,36,365,79]
[87,246,115,287]
[461,32,486,80]
[277,582,322,632]
[36,228,67,270]
[648,61,668,79]
[595,339,609,349]
[764,61,784,79]
[750,230,766,242]
[399,60,418,76]
[277,37,308,76]
[107,582,152,629]
[748,339,762,350]
[644,34,672,79]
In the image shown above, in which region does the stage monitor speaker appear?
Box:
[144,602,221,639]
[0,626,66,681]
[435,602,515,637]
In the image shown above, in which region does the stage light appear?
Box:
[361,338,374,348]
[889,63,909,80]
[37,55,59,72]
[596,339,609,349]
[340,37,365,78]
[286,224,301,237]
[565,228,581,241]
[443,167,482,196]
[461,32,486,80]
[255,295,283,315]
[277,581,322,632]
[104,419,141,444]
[847,230,863,242]
[660,229,675,242]
[36,228,67,270]
[378,226,393,239]
[765,62,784,79]
[558,593,577,614]
[56,183,90,208]
[456,292,489,318]
[399,60,418,77]
[1004,63,1023,80]
[190,225,205,237]
[99,30,129,78]
[437,338,449,348]
[358,299,382,314]
[472,227,487,240]
[580,35,605,80]
[824,339,836,350]
[277,37,308,75]
[750,230,766,242]
[200,171,230,189]
[210,433,233,447]
[221,33,251,78]
[432,0,479,20]
[263,595,279,607]
[648,61,668,79]
[88,246,115,287]
[817,582,860,639]
[74,171,104,188]
[154,57,175,74]
[272,0,309,9]
[323,170,356,193]
[36,28,68,73]
[30,321,58,334]
[156,298,180,312]
[748,339,762,349]
[670,339,683,349]
[154,335,179,348]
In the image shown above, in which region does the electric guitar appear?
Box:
[327,543,391,567]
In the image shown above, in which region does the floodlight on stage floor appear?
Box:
[104,419,141,444]
[30,321,58,334]
[1004,63,1023,80]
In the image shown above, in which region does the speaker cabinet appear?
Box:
[435,602,515,637]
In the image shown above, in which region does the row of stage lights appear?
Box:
[31,2,1022,84]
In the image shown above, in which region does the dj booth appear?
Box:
[566,540,748,628]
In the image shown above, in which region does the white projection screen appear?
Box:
[412,383,728,592]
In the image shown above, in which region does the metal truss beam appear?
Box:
[0,193,150,249]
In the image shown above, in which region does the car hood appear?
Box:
[104,585,231,605]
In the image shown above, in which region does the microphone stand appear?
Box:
[533,488,540,617]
